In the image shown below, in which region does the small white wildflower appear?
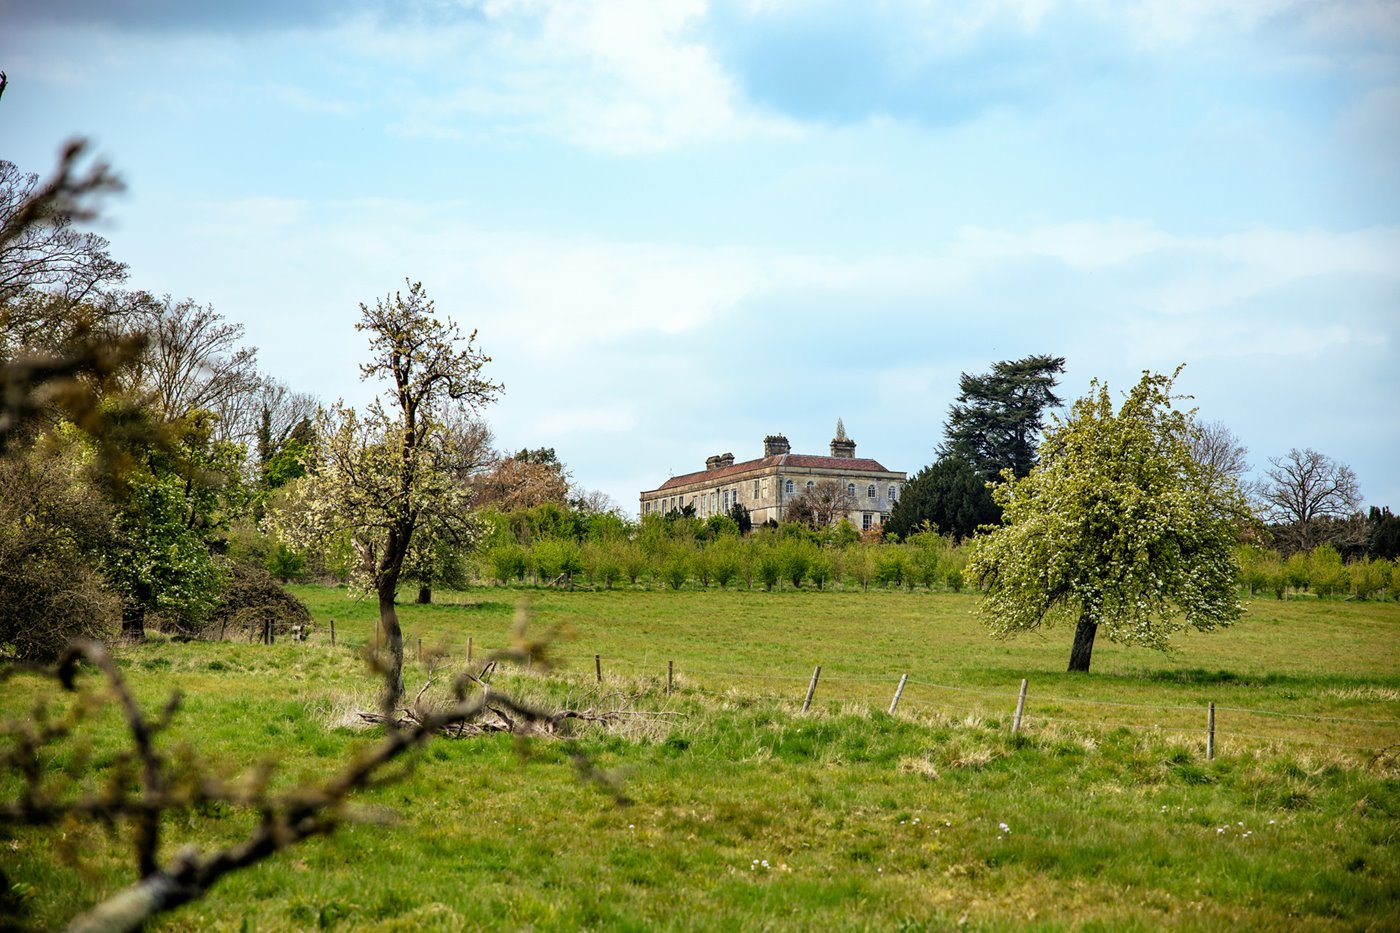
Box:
[1217,828,1225,834]
[998,822,1011,833]
[761,860,769,868]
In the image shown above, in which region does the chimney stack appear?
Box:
[763,434,790,457]
[830,418,856,458]
[718,452,735,468]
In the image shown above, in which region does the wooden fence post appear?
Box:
[417,637,422,663]
[1207,701,1215,760]
[595,654,602,685]
[889,674,908,715]
[329,619,335,647]
[667,660,674,696]
[467,636,473,663]
[802,665,822,713]
[1012,678,1028,734]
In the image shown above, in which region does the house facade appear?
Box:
[639,427,906,531]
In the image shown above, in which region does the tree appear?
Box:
[0,156,127,315]
[271,281,499,697]
[472,448,570,511]
[784,479,855,528]
[967,368,1244,673]
[1367,506,1400,561]
[883,455,999,541]
[940,354,1066,479]
[121,292,262,433]
[1257,448,1362,553]
[1189,420,1250,495]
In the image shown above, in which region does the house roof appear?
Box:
[655,453,896,492]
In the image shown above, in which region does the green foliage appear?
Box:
[756,544,782,591]
[486,543,528,584]
[582,541,624,589]
[661,548,691,590]
[778,538,813,589]
[703,513,740,539]
[940,353,1066,479]
[265,543,306,583]
[709,537,741,589]
[105,467,227,632]
[728,502,752,534]
[874,547,909,589]
[968,368,1243,667]
[1307,545,1347,597]
[884,456,1000,542]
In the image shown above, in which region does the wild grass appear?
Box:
[2,587,1397,930]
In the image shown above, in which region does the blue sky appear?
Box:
[3,0,1397,514]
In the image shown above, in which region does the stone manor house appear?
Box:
[639,426,906,531]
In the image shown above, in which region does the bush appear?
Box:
[709,538,740,589]
[265,543,307,583]
[661,550,691,590]
[779,539,812,589]
[486,543,527,584]
[0,530,118,660]
[1308,545,1346,597]
[875,548,908,589]
[756,546,782,591]
[206,560,313,641]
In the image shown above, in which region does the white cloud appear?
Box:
[351,0,801,153]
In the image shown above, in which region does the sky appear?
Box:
[2,0,1398,516]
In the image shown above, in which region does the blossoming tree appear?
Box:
[966,367,1245,672]
[272,281,499,696]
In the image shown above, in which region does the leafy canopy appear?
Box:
[967,367,1244,657]
[940,354,1065,479]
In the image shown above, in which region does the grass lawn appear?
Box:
[3,586,1398,930]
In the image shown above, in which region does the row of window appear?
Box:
[782,479,899,502]
[645,478,901,516]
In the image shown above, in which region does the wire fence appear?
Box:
[276,622,1400,758]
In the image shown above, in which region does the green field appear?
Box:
[3,587,1399,930]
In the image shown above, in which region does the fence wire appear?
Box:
[294,628,1400,754]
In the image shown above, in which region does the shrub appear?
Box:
[779,539,812,589]
[875,548,908,589]
[661,550,691,590]
[206,560,313,641]
[709,538,740,589]
[486,543,527,584]
[756,545,782,591]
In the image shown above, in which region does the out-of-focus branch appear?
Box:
[3,636,614,933]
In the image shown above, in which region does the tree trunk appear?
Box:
[377,585,404,701]
[121,601,146,642]
[1068,613,1097,673]
[415,586,432,605]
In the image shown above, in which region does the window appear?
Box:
[806,480,815,492]
[784,479,794,495]
[847,483,856,496]
[644,502,651,515]
[723,490,729,510]
[867,484,876,499]
[889,485,898,501]
[862,512,873,530]
[711,492,717,512]
[753,480,760,498]
[762,478,769,496]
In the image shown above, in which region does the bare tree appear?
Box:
[0,155,127,313]
[1190,420,1250,494]
[1258,448,1362,553]
[785,479,856,528]
[120,293,262,429]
